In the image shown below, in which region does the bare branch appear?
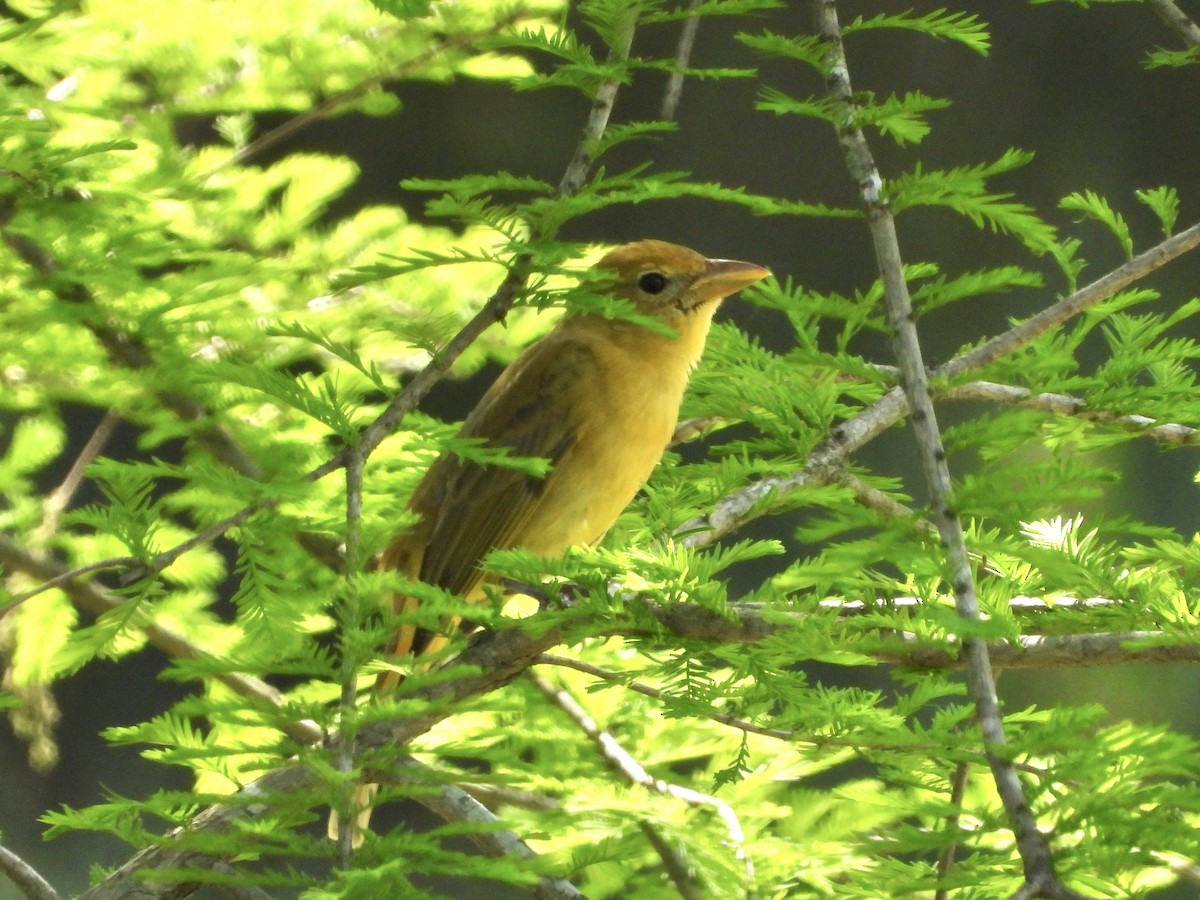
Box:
[934,761,971,900]
[557,7,637,197]
[864,364,1200,446]
[659,0,704,120]
[0,845,58,900]
[2,555,138,615]
[940,222,1200,383]
[1145,0,1200,47]
[35,408,119,541]
[333,448,367,862]
[385,759,584,900]
[639,820,705,900]
[940,380,1200,445]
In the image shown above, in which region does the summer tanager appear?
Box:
[333,239,769,841]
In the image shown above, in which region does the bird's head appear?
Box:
[593,240,770,332]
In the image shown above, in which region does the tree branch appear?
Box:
[1144,0,1200,47]
[61,593,1198,897]
[0,845,58,900]
[659,0,703,120]
[34,408,119,542]
[369,759,585,900]
[680,221,1200,548]
[940,380,1200,445]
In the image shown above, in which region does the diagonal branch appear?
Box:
[1144,0,1200,47]
[0,844,57,900]
[681,219,1200,549]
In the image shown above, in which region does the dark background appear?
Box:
[4,1,1200,897]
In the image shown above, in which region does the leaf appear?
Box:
[737,30,826,69]
[853,91,951,146]
[888,149,1060,255]
[368,0,434,18]
[842,9,991,56]
[1060,189,1134,259]
[1135,185,1180,237]
[266,321,390,392]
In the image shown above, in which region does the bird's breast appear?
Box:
[516,325,697,553]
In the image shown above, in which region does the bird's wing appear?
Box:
[411,331,598,599]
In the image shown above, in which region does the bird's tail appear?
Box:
[327,782,378,848]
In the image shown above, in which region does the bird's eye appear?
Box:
[637,272,668,294]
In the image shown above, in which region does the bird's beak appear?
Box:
[688,258,771,307]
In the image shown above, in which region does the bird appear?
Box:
[332,239,769,843]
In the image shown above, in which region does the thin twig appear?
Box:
[557,7,637,197]
[934,760,971,900]
[940,380,1200,445]
[826,468,924,523]
[660,0,704,120]
[0,844,58,900]
[858,364,1200,446]
[334,448,366,864]
[639,820,704,900]
[35,408,120,541]
[384,759,584,900]
[940,223,1200,384]
[529,672,757,899]
[1144,0,1200,47]
[2,556,138,615]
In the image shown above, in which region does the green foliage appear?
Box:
[841,9,991,55]
[3,1,1200,898]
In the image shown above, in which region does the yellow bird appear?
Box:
[333,239,769,841]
